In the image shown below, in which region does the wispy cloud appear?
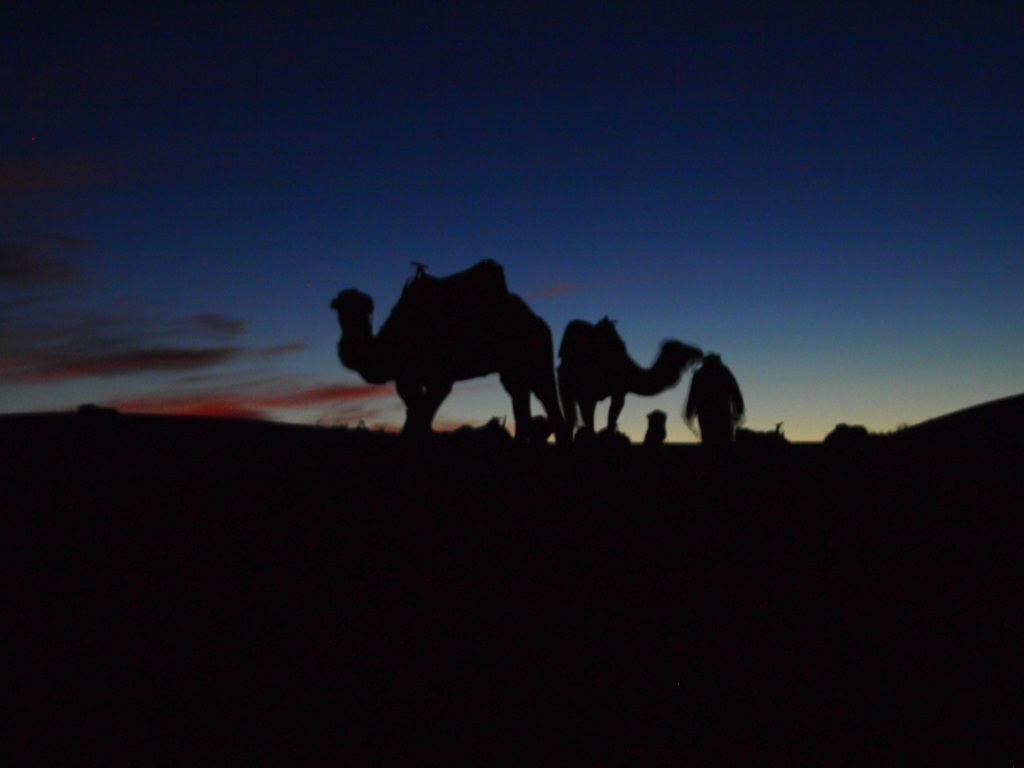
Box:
[47,308,255,347]
[107,382,396,421]
[1,279,300,383]
[532,281,580,299]
[0,238,311,410]
[104,395,266,420]
[252,383,395,408]
[182,313,247,338]
[3,346,244,383]
[257,342,307,357]
[0,237,86,285]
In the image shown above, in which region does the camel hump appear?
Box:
[558,319,595,359]
[385,259,513,337]
[404,259,508,300]
[561,317,627,359]
[594,316,626,355]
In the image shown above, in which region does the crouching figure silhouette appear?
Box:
[684,354,745,446]
[644,410,667,447]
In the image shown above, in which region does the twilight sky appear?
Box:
[3,4,1022,442]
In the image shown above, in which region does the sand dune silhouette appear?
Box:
[895,392,1024,448]
[2,393,1021,762]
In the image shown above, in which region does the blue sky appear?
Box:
[3,4,1021,441]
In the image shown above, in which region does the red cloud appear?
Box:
[105,394,267,420]
[105,382,396,421]
[533,281,579,299]
[253,383,394,408]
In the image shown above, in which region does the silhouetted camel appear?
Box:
[684,354,745,446]
[331,260,569,444]
[558,317,702,438]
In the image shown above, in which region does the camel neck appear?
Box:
[627,356,682,396]
[338,315,391,384]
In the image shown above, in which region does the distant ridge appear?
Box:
[895,392,1024,449]
[4,394,1023,453]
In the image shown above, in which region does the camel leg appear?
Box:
[420,381,453,432]
[559,394,581,443]
[607,393,625,432]
[533,375,570,446]
[397,380,452,435]
[396,379,429,435]
[579,399,596,435]
[511,389,534,443]
[500,374,534,443]
[558,377,577,433]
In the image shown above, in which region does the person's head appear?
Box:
[647,410,666,427]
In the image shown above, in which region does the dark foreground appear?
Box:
[3,412,1022,764]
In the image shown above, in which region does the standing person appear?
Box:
[684,354,744,446]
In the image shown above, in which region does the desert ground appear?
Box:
[3,398,1022,764]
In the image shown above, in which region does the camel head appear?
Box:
[659,340,703,374]
[330,289,374,326]
[331,288,392,383]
